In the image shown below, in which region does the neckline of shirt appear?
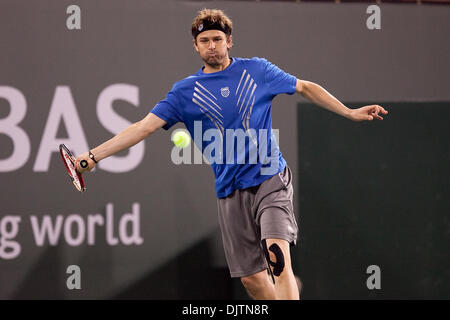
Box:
[197,57,237,76]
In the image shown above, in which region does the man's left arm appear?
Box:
[295,79,388,122]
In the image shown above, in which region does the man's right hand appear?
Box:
[75,152,96,173]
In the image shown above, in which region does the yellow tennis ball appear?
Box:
[172,130,191,148]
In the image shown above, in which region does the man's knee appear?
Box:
[262,239,291,278]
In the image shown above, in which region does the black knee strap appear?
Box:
[262,240,285,277]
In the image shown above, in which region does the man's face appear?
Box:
[194,30,233,67]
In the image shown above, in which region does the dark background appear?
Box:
[296,102,449,299]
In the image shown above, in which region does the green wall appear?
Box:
[295,102,449,299]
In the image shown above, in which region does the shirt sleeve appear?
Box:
[261,58,297,96]
[150,89,183,130]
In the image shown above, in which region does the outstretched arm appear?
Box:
[295,79,388,122]
[75,112,167,173]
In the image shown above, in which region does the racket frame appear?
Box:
[59,144,86,192]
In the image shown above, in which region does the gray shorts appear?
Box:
[217,164,298,278]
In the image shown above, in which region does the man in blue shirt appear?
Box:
[76,9,388,300]
[151,54,296,197]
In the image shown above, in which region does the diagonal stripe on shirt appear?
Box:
[239,78,254,114]
[236,74,250,107]
[241,83,257,120]
[195,81,217,100]
[193,93,224,121]
[235,69,247,96]
[194,87,222,111]
[192,97,224,125]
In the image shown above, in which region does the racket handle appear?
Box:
[80,160,88,169]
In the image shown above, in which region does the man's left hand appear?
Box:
[349,105,388,122]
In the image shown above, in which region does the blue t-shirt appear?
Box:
[150,57,297,198]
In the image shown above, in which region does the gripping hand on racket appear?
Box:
[75,152,97,173]
[74,113,167,174]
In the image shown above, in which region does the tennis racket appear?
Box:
[59,144,87,192]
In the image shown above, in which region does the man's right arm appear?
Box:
[75,112,167,173]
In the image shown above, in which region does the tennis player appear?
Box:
[75,9,388,300]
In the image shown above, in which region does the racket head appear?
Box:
[59,144,86,192]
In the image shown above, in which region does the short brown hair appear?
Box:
[191,9,233,39]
